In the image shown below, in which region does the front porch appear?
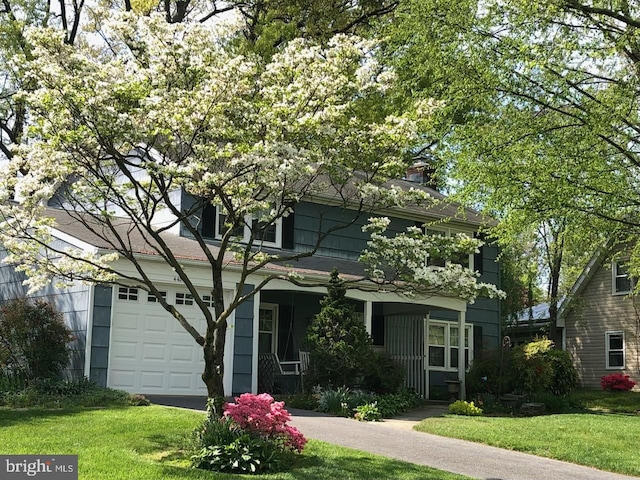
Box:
[253,284,472,399]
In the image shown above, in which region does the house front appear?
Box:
[560,248,640,388]
[0,181,500,400]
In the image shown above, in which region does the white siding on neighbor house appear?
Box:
[565,261,640,389]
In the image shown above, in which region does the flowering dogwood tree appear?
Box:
[0,11,501,405]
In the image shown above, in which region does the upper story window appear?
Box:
[423,227,474,271]
[202,205,283,248]
[612,261,634,295]
[605,331,625,369]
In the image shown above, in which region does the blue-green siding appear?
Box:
[89,285,113,386]
[232,285,255,395]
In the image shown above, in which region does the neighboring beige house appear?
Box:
[559,248,640,389]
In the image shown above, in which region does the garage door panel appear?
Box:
[168,372,193,390]
[144,314,169,333]
[109,370,136,389]
[113,312,139,331]
[111,341,138,360]
[142,343,167,361]
[140,371,165,389]
[171,345,196,362]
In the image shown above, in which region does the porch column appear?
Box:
[457,310,466,399]
[364,301,372,335]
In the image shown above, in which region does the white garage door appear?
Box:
[108,286,234,395]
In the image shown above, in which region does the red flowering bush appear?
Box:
[224,393,307,452]
[601,373,637,391]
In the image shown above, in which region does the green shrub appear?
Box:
[547,349,578,395]
[528,392,575,414]
[465,347,516,396]
[361,351,406,394]
[305,269,374,389]
[315,387,420,419]
[512,338,555,393]
[467,339,578,398]
[448,400,483,416]
[354,402,381,421]
[0,370,28,393]
[0,299,73,381]
[277,393,318,411]
[0,381,130,408]
[375,390,421,418]
[195,416,242,451]
[317,387,354,416]
[512,338,578,395]
[191,434,289,474]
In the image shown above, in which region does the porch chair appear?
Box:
[299,350,310,391]
[258,352,299,393]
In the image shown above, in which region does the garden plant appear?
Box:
[192,393,306,474]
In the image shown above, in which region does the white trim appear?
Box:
[605,330,625,369]
[258,303,279,354]
[50,227,99,254]
[223,288,235,396]
[83,283,96,378]
[426,319,473,372]
[251,289,261,394]
[364,301,372,335]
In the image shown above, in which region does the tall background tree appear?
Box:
[382,0,631,335]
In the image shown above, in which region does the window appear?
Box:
[606,331,625,369]
[118,287,138,301]
[176,292,194,306]
[214,206,282,247]
[613,261,633,295]
[258,304,278,354]
[423,228,474,270]
[202,295,213,308]
[427,321,473,370]
[428,324,446,367]
[147,291,167,303]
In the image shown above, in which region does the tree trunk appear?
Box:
[202,271,228,417]
[548,254,563,348]
[202,332,226,417]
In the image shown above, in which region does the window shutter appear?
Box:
[282,207,295,250]
[201,203,216,238]
[473,325,484,359]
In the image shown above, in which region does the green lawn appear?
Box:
[415,393,640,476]
[0,406,469,480]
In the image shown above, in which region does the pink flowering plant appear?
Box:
[192,393,306,474]
[601,373,637,391]
[224,393,307,452]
